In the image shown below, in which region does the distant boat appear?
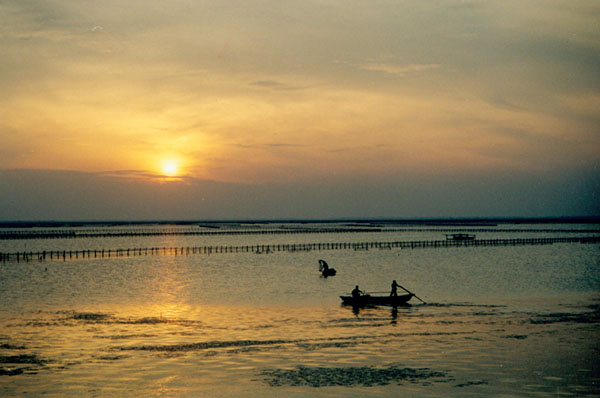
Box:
[445,233,476,241]
[340,293,413,307]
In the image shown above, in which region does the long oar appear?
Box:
[365,287,426,304]
[397,284,426,304]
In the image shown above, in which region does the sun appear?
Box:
[161,160,179,176]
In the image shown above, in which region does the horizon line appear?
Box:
[1,216,599,227]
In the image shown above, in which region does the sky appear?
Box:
[0,0,598,220]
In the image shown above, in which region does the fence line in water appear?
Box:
[0,228,374,240]
[0,228,599,240]
[1,236,599,264]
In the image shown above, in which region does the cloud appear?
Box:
[249,80,308,91]
[231,142,309,152]
[250,80,284,88]
[359,63,441,76]
[94,169,162,179]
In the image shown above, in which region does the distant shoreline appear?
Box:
[1,216,598,228]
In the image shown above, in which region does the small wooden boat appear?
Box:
[445,233,476,241]
[340,293,413,307]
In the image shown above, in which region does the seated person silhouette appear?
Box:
[352,285,363,300]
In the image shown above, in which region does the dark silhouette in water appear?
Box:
[391,307,398,324]
[318,259,336,277]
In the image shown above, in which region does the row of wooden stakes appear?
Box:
[1,236,598,264]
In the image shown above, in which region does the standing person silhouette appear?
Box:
[390,280,400,297]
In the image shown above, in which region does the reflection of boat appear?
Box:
[445,233,475,241]
[340,293,413,307]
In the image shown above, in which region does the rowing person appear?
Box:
[390,280,400,297]
[352,285,364,299]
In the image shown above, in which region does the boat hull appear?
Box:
[340,293,413,307]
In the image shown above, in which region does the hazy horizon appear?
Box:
[1,168,598,221]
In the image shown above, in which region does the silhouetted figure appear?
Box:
[319,259,336,277]
[390,280,400,297]
[352,285,363,300]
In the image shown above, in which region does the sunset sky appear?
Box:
[1,0,598,220]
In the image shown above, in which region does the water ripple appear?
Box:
[260,364,449,387]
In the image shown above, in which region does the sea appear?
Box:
[0,220,599,397]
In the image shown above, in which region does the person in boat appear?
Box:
[390,280,399,297]
[352,285,364,299]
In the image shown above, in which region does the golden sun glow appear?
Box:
[161,160,179,176]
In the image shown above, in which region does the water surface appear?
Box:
[1,223,599,397]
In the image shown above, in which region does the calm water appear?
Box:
[1,223,599,397]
